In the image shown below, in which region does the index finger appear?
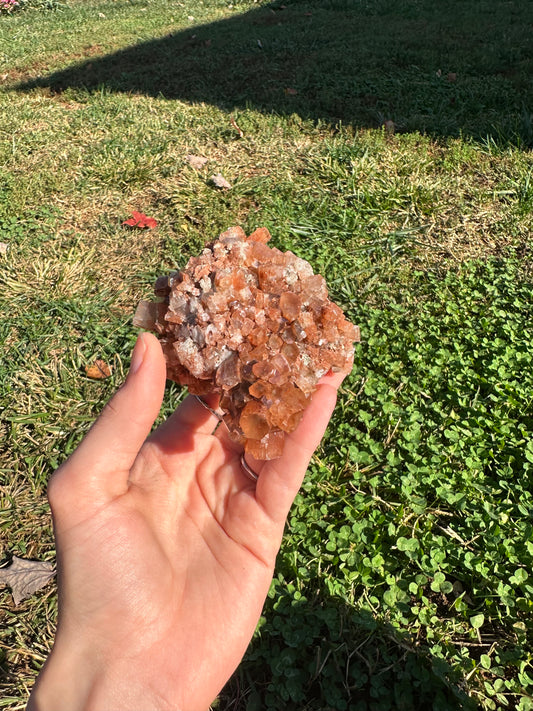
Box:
[146,390,224,458]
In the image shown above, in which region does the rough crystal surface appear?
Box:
[133,227,360,460]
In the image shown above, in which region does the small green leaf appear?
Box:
[480,654,491,669]
[493,678,505,692]
[396,536,420,552]
[470,613,485,629]
[383,589,396,606]
[510,568,528,585]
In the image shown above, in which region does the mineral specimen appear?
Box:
[133,226,359,460]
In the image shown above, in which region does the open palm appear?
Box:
[29,333,350,711]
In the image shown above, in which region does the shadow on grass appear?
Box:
[219,586,478,711]
[14,0,533,146]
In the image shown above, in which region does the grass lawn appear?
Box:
[1,0,533,709]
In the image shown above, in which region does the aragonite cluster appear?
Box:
[133,227,359,459]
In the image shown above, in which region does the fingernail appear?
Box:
[129,333,147,375]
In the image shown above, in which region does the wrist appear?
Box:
[27,637,187,711]
[27,640,102,711]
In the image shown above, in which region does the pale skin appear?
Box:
[27,332,351,711]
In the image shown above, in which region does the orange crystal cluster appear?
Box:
[133,226,359,459]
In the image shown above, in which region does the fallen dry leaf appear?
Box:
[285,87,298,96]
[0,556,55,605]
[185,154,208,170]
[85,359,112,380]
[211,174,232,190]
[122,211,158,229]
[0,242,8,255]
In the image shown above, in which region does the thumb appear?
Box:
[49,333,166,509]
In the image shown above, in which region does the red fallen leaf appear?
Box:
[122,211,158,229]
[285,87,298,96]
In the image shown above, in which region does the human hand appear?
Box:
[27,333,351,711]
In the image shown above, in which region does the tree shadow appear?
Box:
[219,585,479,711]
[14,0,533,146]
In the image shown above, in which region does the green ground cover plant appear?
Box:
[1,0,533,709]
